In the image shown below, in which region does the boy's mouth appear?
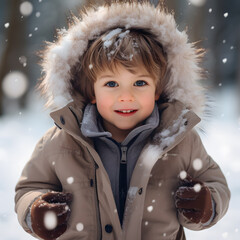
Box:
[114,109,138,116]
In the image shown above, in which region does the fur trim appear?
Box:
[39,1,206,116]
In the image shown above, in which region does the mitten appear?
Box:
[175,175,213,224]
[31,192,73,240]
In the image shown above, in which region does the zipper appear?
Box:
[119,146,128,225]
[120,146,128,164]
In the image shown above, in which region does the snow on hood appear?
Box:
[39,1,206,116]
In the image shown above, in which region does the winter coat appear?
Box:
[15,100,230,240]
[15,1,230,240]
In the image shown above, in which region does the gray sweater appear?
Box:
[81,103,159,224]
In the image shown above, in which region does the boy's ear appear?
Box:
[91,98,96,104]
[155,87,163,101]
[155,92,160,101]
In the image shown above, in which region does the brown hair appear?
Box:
[70,28,167,103]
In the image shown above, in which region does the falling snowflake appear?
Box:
[223,12,229,18]
[76,223,84,232]
[147,206,153,212]
[208,8,212,13]
[2,71,28,99]
[211,26,215,30]
[222,232,228,238]
[67,177,74,184]
[20,1,33,16]
[89,64,93,69]
[222,58,227,64]
[179,170,187,180]
[193,158,203,171]
[19,56,27,67]
[36,12,41,18]
[193,183,201,192]
[4,23,10,28]
[218,83,222,87]
[65,205,69,211]
[44,211,57,230]
[189,0,206,7]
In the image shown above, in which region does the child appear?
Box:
[15,1,230,240]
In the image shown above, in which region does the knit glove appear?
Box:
[30,192,73,240]
[175,175,213,224]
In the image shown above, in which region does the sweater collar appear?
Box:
[81,103,159,145]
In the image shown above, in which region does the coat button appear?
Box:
[90,179,94,187]
[60,116,65,125]
[163,146,168,151]
[138,187,143,195]
[105,224,113,233]
[184,120,188,126]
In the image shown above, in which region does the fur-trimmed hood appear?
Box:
[39,0,205,116]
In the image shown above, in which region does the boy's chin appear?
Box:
[115,122,142,131]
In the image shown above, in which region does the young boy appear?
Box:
[15,1,230,240]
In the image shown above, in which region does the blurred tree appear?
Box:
[164,0,178,12]
[0,0,27,115]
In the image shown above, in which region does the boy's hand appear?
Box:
[31,192,73,240]
[175,175,213,224]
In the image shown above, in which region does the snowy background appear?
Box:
[0,0,240,239]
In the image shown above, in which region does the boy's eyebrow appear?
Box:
[98,75,114,80]
[137,74,152,78]
[99,74,151,78]
[97,74,152,80]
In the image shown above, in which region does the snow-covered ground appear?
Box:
[0,87,239,240]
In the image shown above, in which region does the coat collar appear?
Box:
[49,99,200,159]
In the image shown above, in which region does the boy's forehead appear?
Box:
[97,64,151,78]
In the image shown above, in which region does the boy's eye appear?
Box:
[105,81,118,87]
[134,80,147,86]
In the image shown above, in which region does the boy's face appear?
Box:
[91,64,160,141]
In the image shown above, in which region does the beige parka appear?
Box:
[15,100,230,240]
[15,1,230,240]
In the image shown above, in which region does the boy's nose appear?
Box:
[118,91,135,102]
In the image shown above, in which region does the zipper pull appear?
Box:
[120,146,128,164]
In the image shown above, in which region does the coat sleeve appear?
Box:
[177,130,231,230]
[15,127,62,235]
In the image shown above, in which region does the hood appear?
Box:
[39,1,206,116]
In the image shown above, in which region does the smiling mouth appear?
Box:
[114,109,138,115]
[115,110,137,113]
